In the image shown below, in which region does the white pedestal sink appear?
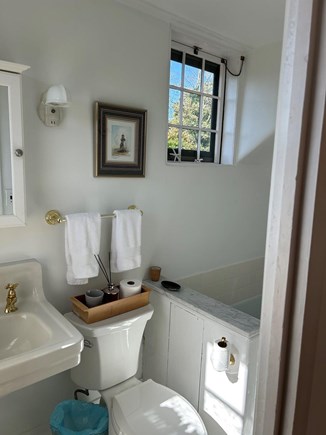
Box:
[0,259,84,397]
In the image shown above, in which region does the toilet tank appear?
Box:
[64,304,154,390]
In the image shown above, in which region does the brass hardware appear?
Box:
[45,209,64,225]
[127,205,144,215]
[4,283,19,314]
[220,337,235,366]
[45,205,143,225]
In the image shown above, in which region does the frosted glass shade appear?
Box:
[44,85,69,106]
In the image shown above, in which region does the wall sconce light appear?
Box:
[38,85,69,127]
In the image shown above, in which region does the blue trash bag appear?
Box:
[50,400,108,435]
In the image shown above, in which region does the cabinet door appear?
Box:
[143,290,171,385]
[167,304,204,409]
[198,318,257,435]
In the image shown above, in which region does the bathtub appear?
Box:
[177,258,264,320]
[232,294,262,319]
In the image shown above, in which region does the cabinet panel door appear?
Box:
[198,318,257,435]
[167,304,204,408]
[143,291,171,385]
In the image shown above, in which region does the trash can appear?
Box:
[50,400,108,435]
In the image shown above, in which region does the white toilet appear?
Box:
[65,304,207,435]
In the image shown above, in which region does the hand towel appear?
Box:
[65,212,101,285]
[110,209,142,272]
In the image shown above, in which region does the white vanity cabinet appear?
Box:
[143,284,259,435]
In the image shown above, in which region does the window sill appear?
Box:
[165,160,226,167]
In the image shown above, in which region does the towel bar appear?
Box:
[45,205,143,225]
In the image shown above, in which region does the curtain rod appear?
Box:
[171,39,245,76]
[171,39,225,60]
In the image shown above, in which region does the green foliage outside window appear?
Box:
[167,48,220,162]
[168,92,214,151]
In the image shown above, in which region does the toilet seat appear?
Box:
[109,379,207,435]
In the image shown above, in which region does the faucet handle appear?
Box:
[5,283,19,292]
[4,283,18,314]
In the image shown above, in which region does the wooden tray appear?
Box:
[70,284,151,324]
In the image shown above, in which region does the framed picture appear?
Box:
[94,102,147,177]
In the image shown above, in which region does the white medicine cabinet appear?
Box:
[0,60,29,227]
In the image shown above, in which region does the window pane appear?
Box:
[184,54,202,91]
[182,129,198,151]
[205,60,220,96]
[200,132,215,162]
[169,89,181,123]
[200,131,210,152]
[202,97,218,129]
[203,70,214,94]
[182,92,200,127]
[170,60,182,87]
[167,127,179,150]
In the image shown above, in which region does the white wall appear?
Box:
[0,0,280,432]
[237,42,281,161]
[0,0,280,310]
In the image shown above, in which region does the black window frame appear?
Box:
[167,45,225,164]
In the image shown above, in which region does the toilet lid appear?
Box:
[111,379,207,435]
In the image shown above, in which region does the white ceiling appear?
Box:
[116,0,286,49]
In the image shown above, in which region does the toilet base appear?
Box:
[99,377,141,435]
[100,376,141,409]
[104,379,208,435]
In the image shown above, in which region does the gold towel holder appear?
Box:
[45,205,143,225]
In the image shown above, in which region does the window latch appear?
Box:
[169,149,181,162]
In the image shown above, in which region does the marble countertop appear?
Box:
[144,278,260,339]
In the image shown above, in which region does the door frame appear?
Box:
[255,0,326,433]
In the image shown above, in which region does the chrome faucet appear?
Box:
[4,283,18,313]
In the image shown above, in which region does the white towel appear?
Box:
[65,212,101,285]
[110,209,142,272]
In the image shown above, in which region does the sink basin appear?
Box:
[0,259,83,397]
[0,313,51,359]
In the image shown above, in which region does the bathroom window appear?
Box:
[167,43,225,164]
